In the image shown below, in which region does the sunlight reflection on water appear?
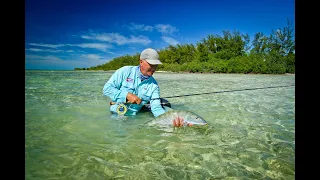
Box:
[25,70,295,179]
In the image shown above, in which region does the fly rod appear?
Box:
[109,84,295,105]
[151,84,295,100]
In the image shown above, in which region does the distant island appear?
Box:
[75,20,295,75]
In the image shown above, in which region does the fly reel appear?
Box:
[116,103,127,115]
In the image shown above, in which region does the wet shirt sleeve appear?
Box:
[102,67,130,103]
[150,86,166,117]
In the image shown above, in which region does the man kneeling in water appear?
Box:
[102,48,184,126]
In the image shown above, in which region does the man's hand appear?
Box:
[126,92,142,104]
[173,116,193,127]
[173,116,184,127]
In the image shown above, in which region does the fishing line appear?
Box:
[110,84,295,108]
[152,84,295,100]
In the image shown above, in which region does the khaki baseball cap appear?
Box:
[140,48,162,65]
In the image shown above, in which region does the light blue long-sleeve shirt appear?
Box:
[103,65,166,117]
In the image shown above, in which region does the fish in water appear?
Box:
[147,109,208,127]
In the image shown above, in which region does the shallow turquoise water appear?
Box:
[25,70,295,179]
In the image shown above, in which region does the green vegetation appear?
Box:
[77,19,295,74]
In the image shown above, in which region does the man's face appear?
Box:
[140,60,158,76]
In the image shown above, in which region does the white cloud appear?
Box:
[25,54,66,68]
[79,54,111,66]
[25,54,111,69]
[128,22,154,31]
[25,54,63,61]
[28,43,65,48]
[161,36,180,45]
[75,43,112,52]
[155,24,179,34]
[81,54,103,60]
[126,35,151,45]
[28,42,112,52]
[25,48,63,53]
[81,32,151,45]
[26,22,181,70]
[126,22,179,35]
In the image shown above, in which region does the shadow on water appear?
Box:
[106,110,215,139]
[110,109,216,137]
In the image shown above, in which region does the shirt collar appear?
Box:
[137,65,151,81]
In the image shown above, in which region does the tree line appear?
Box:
[76,19,294,74]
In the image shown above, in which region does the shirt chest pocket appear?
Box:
[121,79,135,93]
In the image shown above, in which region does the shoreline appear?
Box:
[28,69,295,75]
[97,70,295,75]
[155,71,295,75]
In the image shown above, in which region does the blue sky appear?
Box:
[25,0,295,70]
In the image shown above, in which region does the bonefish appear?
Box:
[147,109,208,127]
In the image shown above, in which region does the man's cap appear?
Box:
[140,48,162,65]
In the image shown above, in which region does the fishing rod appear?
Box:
[110,84,295,106]
[151,84,295,100]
